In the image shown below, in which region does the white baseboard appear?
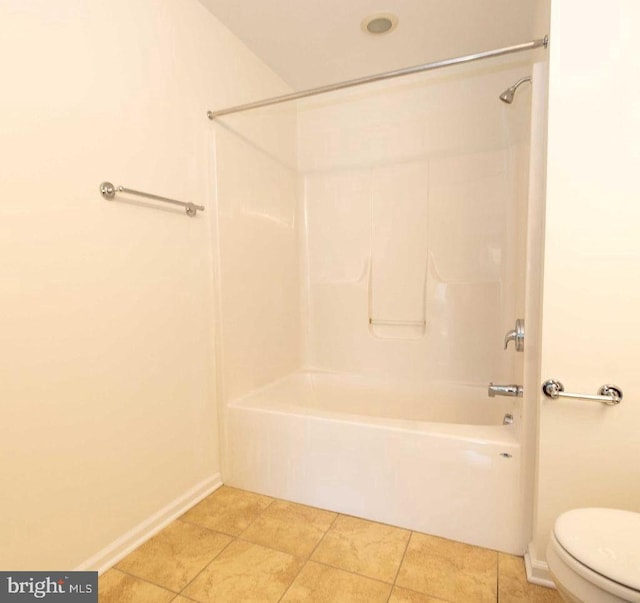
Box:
[75,474,222,574]
[525,541,556,588]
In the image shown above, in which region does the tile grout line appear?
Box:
[177,497,310,602]
[177,494,339,603]
[109,490,413,602]
[311,559,395,588]
[276,514,431,602]
[177,516,241,539]
[175,488,279,601]
[172,592,199,603]
[104,492,245,600]
[274,555,405,592]
[305,558,407,602]
[234,499,339,557]
[111,488,507,603]
[274,561,302,603]
[304,511,340,561]
[178,494,276,539]
[158,512,262,598]
[275,511,341,603]
[175,534,237,600]
[385,529,413,602]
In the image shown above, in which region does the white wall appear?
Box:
[529,0,640,578]
[0,0,290,570]
[297,59,532,387]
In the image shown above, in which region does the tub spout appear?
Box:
[488,383,523,398]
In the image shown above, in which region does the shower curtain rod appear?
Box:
[207,36,548,119]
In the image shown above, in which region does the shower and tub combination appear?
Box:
[209,39,547,555]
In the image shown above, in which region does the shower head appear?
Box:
[499,76,532,104]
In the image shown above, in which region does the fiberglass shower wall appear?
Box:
[297,58,532,387]
[212,105,302,404]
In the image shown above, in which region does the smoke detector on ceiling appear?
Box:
[361,13,398,35]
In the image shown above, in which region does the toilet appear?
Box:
[547,508,640,603]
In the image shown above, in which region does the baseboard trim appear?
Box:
[75,474,222,574]
[525,541,556,588]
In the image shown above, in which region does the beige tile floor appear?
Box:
[99,486,562,603]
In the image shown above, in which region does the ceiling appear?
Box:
[198,0,537,90]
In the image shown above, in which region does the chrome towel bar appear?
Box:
[100,182,204,217]
[542,379,622,406]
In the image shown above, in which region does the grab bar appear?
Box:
[542,379,622,406]
[100,182,205,217]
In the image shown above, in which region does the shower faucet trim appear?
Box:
[504,319,525,351]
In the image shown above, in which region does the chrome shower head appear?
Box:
[499,88,516,104]
[499,76,532,104]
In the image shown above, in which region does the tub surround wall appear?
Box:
[521,59,550,584]
[219,58,536,555]
[298,60,532,387]
[212,107,300,405]
[0,0,291,570]
[211,106,300,485]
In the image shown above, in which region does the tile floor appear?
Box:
[99,486,561,602]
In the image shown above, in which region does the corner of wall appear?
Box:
[524,541,555,588]
[75,475,222,574]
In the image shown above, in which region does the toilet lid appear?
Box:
[554,508,640,592]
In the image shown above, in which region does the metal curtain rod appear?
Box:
[208,36,548,119]
[100,182,205,217]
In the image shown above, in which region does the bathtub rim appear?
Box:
[228,369,519,447]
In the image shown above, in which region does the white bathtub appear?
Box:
[224,370,525,554]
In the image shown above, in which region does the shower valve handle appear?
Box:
[504,319,525,351]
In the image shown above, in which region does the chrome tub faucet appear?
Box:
[488,383,523,398]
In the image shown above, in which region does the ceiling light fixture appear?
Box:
[361,13,398,35]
